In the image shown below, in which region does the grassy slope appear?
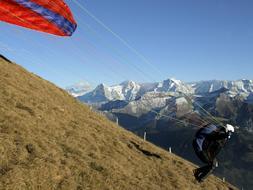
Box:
[0,57,237,190]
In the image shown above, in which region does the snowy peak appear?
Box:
[78,82,141,103]
[119,80,140,94]
[230,80,253,93]
[156,78,193,94]
[78,83,110,103]
[192,80,229,94]
[91,83,121,102]
[192,80,253,95]
[119,80,141,100]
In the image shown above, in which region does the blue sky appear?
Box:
[0,0,252,88]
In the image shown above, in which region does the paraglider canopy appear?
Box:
[0,0,77,36]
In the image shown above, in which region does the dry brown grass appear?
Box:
[0,56,237,190]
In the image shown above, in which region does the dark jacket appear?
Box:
[194,124,229,160]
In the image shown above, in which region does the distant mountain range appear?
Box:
[66,78,253,131]
[67,78,253,104]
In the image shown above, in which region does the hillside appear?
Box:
[0,56,237,190]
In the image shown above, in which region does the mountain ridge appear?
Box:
[71,78,253,105]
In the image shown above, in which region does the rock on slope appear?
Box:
[0,56,237,190]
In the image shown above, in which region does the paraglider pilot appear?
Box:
[192,124,235,182]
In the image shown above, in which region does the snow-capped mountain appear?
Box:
[66,81,93,97]
[156,78,193,94]
[118,80,142,100]
[68,78,253,106]
[75,78,193,104]
[192,79,253,95]
[78,81,143,103]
